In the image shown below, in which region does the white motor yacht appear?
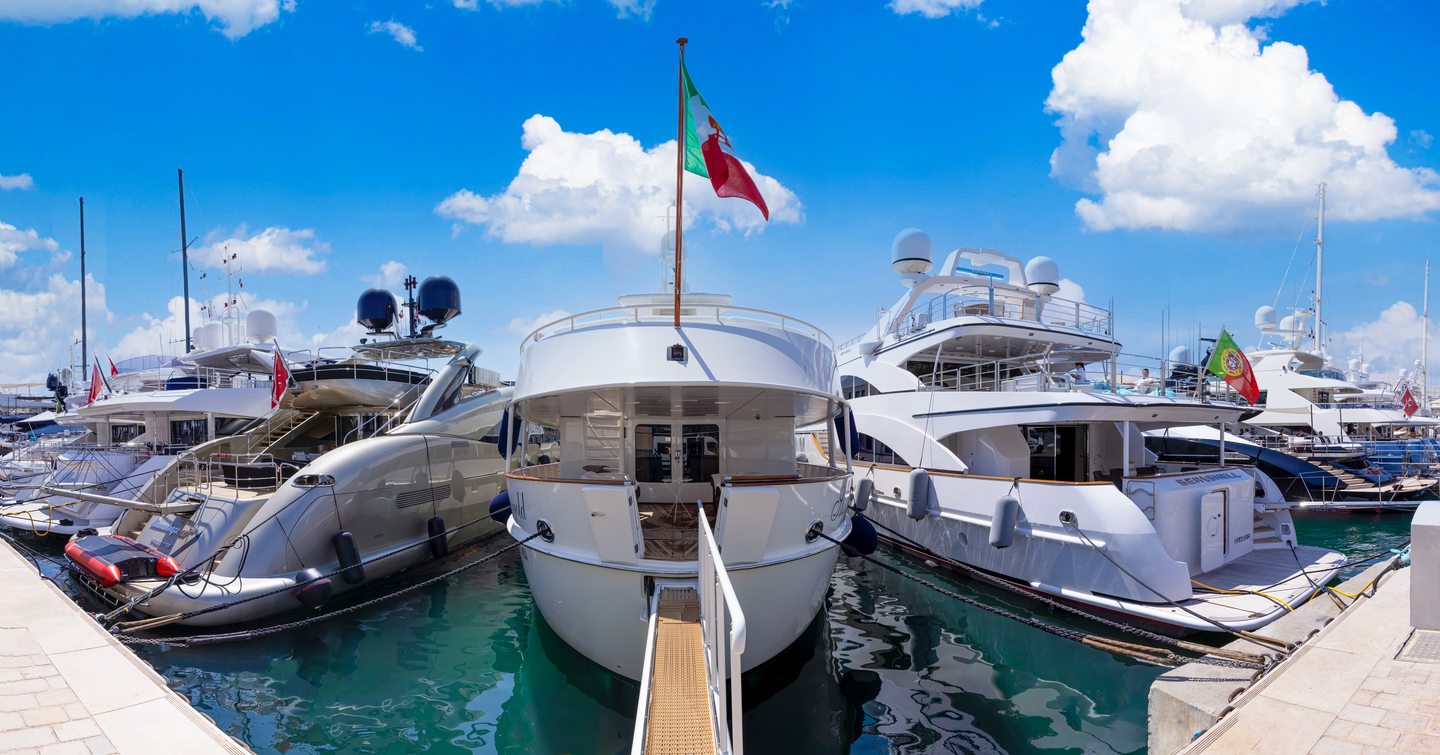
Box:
[502,291,853,682]
[830,231,1346,633]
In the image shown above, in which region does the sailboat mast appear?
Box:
[1314,183,1325,355]
[79,197,87,373]
[178,168,193,353]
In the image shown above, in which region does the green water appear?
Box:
[25,509,1413,754]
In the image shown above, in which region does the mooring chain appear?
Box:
[814,528,1269,671]
[115,533,539,647]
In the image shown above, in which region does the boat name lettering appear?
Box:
[1174,471,1245,486]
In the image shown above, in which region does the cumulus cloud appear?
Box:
[606,0,655,19]
[0,221,60,269]
[194,225,329,275]
[363,260,409,289]
[1046,0,1440,232]
[109,291,363,361]
[1056,278,1086,303]
[0,0,290,38]
[1412,130,1435,150]
[367,19,421,50]
[889,0,983,19]
[1331,300,1432,386]
[0,172,34,191]
[437,115,801,256]
[505,309,572,338]
[0,273,110,385]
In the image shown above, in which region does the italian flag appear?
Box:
[682,62,769,220]
[1207,329,1260,405]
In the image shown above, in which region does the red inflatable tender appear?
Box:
[65,534,180,588]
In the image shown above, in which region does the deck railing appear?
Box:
[699,501,746,755]
[520,303,834,353]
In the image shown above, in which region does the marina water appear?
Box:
[25,510,1411,754]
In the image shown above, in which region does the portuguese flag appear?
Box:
[681,61,769,220]
[1207,329,1260,405]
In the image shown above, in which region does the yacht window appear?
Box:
[1023,425,1089,482]
[111,424,142,444]
[681,424,720,483]
[634,424,673,483]
[855,433,910,467]
[170,419,209,448]
[841,375,876,400]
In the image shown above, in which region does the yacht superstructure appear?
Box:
[832,231,1346,632]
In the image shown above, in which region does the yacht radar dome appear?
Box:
[1255,305,1278,331]
[357,288,398,333]
[418,276,462,326]
[1169,345,1193,366]
[1024,256,1061,295]
[196,321,223,351]
[891,229,933,287]
[1278,315,1299,335]
[1348,358,1362,371]
[245,309,277,343]
[1399,368,1410,380]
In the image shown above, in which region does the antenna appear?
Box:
[178,168,193,352]
[79,197,87,372]
[402,274,420,338]
[1314,183,1325,355]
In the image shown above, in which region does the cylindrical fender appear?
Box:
[293,567,332,610]
[332,531,365,585]
[427,516,449,559]
[989,495,1020,548]
[853,477,874,513]
[907,469,931,521]
[841,515,879,557]
[489,490,511,524]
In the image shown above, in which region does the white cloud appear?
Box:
[109,291,363,360]
[1046,0,1440,232]
[0,172,35,191]
[889,0,983,19]
[364,260,409,289]
[1331,300,1431,386]
[0,273,110,385]
[0,0,290,39]
[1056,278,1086,303]
[0,221,60,269]
[367,19,422,51]
[452,0,478,7]
[194,225,329,275]
[1412,130,1435,150]
[505,309,571,337]
[606,0,655,19]
[437,114,801,256]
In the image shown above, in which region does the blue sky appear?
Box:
[1,0,1437,385]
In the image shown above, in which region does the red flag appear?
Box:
[86,360,105,405]
[108,355,119,377]
[271,345,291,409]
[1402,386,1420,417]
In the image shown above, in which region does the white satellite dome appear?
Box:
[1169,345,1193,365]
[1348,358,1362,371]
[891,229,933,277]
[1361,362,1372,374]
[1278,315,1299,334]
[1255,305,1278,331]
[246,309,278,343]
[1399,368,1410,380]
[1024,256,1060,295]
[193,322,220,350]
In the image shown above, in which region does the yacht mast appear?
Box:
[1314,183,1325,355]
[178,168,193,353]
[78,194,86,371]
[1425,259,1431,415]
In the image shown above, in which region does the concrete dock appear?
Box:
[0,540,248,754]
[1152,503,1439,754]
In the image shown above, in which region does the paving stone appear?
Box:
[51,719,101,742]
[3,678,56,694]
[20,706,69,727]
[0,726,58,750]
[1379,710,1430,732]
[1369,693,1416,713]
[1396,732,1440,752]
[33,689,77,707]
[20,665,60,680]
[1309,736,1365,755]
[38,741,91,755]
[1359,677,1405,695]
[61,704,87,720]
[1342,722,1401,748]
[81,735,116,755]
[1326,719,1357,738]
[1338,704,1387,725]
[0,710,24,731]
[0,693,39,712]
[1348,689,1378,707]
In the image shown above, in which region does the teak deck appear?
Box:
[642,588,716,755]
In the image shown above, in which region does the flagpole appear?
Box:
[673,37,688,329]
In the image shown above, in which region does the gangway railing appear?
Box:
[631,502,746,755]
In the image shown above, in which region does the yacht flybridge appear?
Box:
[501,293,853,700]
[832,230,1346,632]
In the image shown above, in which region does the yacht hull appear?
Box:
[518,538,839,681]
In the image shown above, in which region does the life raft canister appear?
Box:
[65,534,180,588]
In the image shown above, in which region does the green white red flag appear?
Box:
[1207,329,1260,405]
[681,61,769,220]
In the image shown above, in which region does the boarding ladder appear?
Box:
[243,408,317,455]
[584,411,624,467]
[632,503,746,755]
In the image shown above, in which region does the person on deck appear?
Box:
[1067,363,1088,384]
